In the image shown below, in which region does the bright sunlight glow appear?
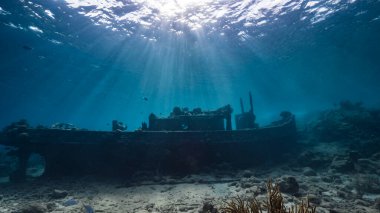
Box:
[141,0,213,18]
[63,0,352,35]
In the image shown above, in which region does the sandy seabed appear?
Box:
[1,150,380,213]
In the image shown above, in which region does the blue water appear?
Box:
[0,0,380,130]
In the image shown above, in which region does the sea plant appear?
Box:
[222,196,262,213]
[221,179,316,213]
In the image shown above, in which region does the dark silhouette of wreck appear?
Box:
[0,93,296,181]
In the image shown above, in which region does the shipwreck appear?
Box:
[0,93,296,181]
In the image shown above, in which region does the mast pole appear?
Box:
[240,97,245,113]
[249,91,253,112]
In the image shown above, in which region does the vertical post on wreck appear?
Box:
[226,112,232,131]
[240,98,245,113]
[224,105,233,131]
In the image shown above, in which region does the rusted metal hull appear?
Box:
[0,116,296,179]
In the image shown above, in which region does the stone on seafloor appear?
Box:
[46,203,57,212]
[83,204,94,213]
[303,167,317,176]
[371,152,380,160]
[374,198,380,210]
[279,176,299,195]
[50,189,68,199]
[19,203,47,213]
[329,156,355,173]
[241,170,254,178]
[337,190,350,199]
[354,199,371,207]
[348,151,359,162]
[240,181,253,189]
[356,158,378,174]
[307,194,322,205]
[329,209,344,213]
[199,202,218,213]
[63,198,78,207]
[228,182,238,187]
[355,174,380,194]
[297,151,329,168]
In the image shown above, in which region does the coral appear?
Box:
[309,101,380,143]
[264,179,287,212]
[222,196,261,213]
[287,200,316,213]
[339,100,364,111]
[221,180,316,213]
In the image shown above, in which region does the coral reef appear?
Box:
[304,101,380,166]
[310,101,380,142]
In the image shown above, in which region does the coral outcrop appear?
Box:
[310,101,380,142]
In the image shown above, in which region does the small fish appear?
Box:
[22,45,33,50]
[142,96,148,101]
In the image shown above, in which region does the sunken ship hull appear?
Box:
[0,120,296,177]
[0,93,297,180]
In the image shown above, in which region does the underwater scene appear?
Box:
[1,0,380,212]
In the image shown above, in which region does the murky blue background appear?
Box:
[1,0,379,130]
